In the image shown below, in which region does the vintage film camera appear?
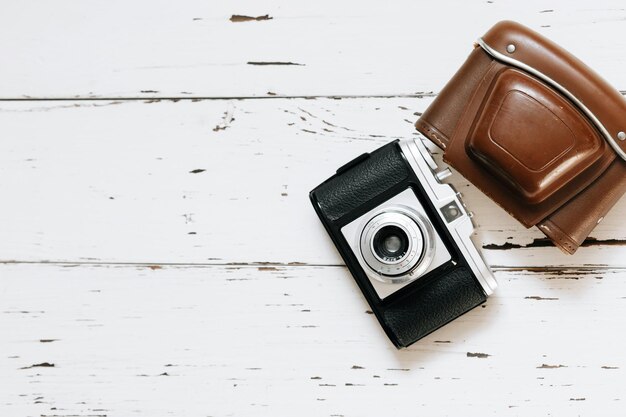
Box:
[310,137,496,348]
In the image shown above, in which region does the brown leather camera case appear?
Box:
[416,21,626,254]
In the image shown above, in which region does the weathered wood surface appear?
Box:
[1,1,626,416]
[2,264,626,417]
[0,98,624,268]
[0,1,625,98]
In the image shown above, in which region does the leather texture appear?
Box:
[416,21,626,253]
[416,47,493,149]
[310,141,487,347]
[443,59,614,227]
[383,266,486,347]
[482,21,626,155]
[467,68,611,205]
[314,144,409,222]
[536,159,626,253]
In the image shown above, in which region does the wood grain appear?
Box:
[2,263,626,416]
[0,1,625,98]
[2,2,626,415]
[0,98,623,267]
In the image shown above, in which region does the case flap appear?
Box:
[415,20,626,250]
[442,58,615,227]
[480,20,626,160]
[467,68,608,204]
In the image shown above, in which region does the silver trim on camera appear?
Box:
[360,206,434,283]
[342,189,452,299]
[400,137,497,296]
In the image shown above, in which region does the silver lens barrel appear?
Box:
[359,206,435,284]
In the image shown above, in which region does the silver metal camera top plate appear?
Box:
[400,138,497,295]
[341,188,451,300]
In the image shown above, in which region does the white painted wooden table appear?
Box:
[1,2,626,416]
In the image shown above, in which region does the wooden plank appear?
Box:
[0,98,624,267]
[0,1,625,98]
[2,263,625,416]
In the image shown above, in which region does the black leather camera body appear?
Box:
[310,138,497,348]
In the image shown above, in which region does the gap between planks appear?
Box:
[0,91,624,102]
[0,94,435,102]
[0,259,622,273]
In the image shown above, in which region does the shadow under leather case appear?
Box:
[416,21,626,253]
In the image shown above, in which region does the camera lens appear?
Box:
[373,225,409,262]
[359,206,435,283]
